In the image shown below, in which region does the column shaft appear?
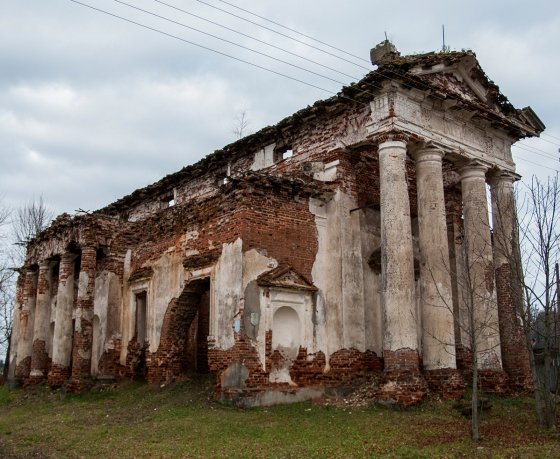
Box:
[7,274,25,385]
[69,246,97,390]
[14,268,38,380]
[29,261,53,382]
[48,252,76,387]
[414,148,456,370]
[490,171,532,390]
[460,163,502,370]
[378,139,418,370]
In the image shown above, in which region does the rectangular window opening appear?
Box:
[135,291,147,344]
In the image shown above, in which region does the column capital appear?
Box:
[372,130,411,149]
[459,160,489,181]
[378,138,407,153]
[80,245,97,256]
[412,144,446,163]
[487,169,521,187]
[38,259,54,271]
[60,252,77,264]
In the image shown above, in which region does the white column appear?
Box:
[459,161,502,370]
[29,260,53,380]
[378,139,418,368]
[49,252,76,385]
[14,267,38,379]
[414,147,456,370]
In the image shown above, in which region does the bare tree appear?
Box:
[453,235,503,441]
[517,175,559,429]
[0,198,13,372]
[233,110,250,139]
[491,173,559,430]
[12,196,53,265]
[1,197,52,377]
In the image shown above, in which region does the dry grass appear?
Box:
[0,376,558,458]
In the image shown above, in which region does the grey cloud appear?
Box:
[1,0,559,217]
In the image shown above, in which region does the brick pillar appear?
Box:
[28,261,53,384]
[414,146,464,399]
[68,246,97,391]
[378,139,419,368]
[14,267,39,382]
[460,161,506,392]
[48,252,76,388]
[489,170,533,391]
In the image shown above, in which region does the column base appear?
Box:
[14,356,32,380]
[376,349,427,406]
[478,369,509,394]
[24,370,48,387]
[424,368,465,400]
[507,372,534,394]
[383,348,421,372]
[48,364,70,388]
[66,376,93,393]
[375,370,428,406]
[28,340,49,386]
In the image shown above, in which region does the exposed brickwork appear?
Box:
[14,356,31,381]
[209,325,383,404]
[495,262,533,392]
[383,348,421,372]
[98,338,124,378]
[145,287,204,384]
[48,363,70,388]
[208,331,269,400]
[375,349,427,406]
[423,368,465,400]
[68,246,98,392]
[376,370,428,406]
[478,369,509,394]
[26,340,48,385]
[456,345,473,376]
[290,348,383,386]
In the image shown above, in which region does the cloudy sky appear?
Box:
[1,0,559,217]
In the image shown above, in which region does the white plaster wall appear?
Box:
[7,299,22,380]
[368,87,516,171]
[92,271,121,376]
[310,189,368,359]
[261,288,314,384]
[250,143,276,171]
[310,195,342,360]
[359,209,383,355]
[242,249,277,290]
[148,251,185,353]
[211,238,243,350]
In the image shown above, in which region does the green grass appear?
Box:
[0,376,558,458]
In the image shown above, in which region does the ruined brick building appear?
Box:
[7,42,545,406]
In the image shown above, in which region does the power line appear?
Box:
[149,0,367,83]
[189,1,559,153]
[110,0,359,91]
[542,132,560,143]
[150,0,554,150]
[513,142,559,161]
[68,0,369,106]
[513,153,560,173]
[533,135,560,148]
[214,0,369,64]
[70,0,552,162]
[192,0,370,70]
[513,144,559,162]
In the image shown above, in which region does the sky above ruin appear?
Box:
[1,0,559,216]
